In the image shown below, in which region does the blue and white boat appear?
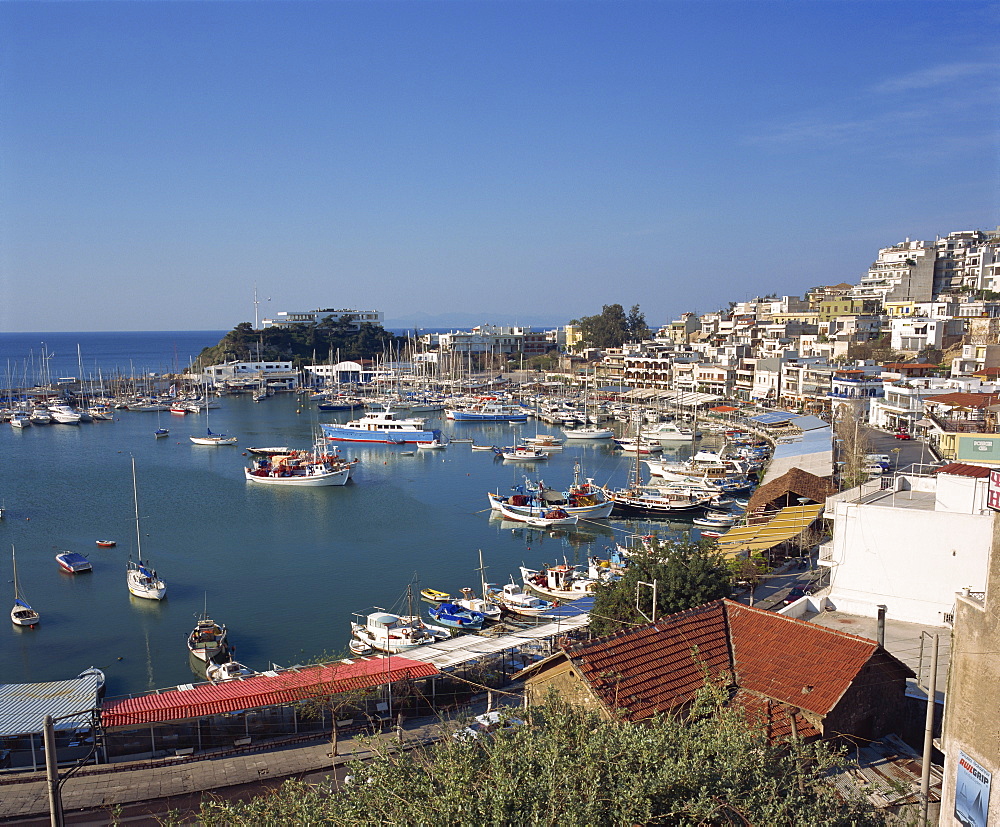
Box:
[427,602,486,631]
[321,407,441,444]
[446,400,528,422]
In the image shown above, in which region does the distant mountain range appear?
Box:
[383,312,570,331]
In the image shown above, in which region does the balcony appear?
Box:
[925,411,997,434]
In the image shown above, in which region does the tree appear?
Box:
[626,304,649,342]
[589,538,732,637]
[194,693,889,826]
[581,303,628,348]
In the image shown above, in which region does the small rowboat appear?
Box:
[95,540,116,548]
[420,588,452,604]
[699,530,723,539]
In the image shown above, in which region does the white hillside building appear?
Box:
[819,465,992,626]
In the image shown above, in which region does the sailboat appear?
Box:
[127,458,167,600]
[190,386,236,445]
[563,371,614,439]
[11,545,40,626]
[154,408,169,439]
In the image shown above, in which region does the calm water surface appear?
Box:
[0,337,708,699]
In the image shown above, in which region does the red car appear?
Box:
[895,432,912,440]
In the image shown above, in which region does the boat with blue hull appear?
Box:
[320,407,441,444]
[446,400,528,422]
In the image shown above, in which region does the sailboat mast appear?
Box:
[132,458,143,562]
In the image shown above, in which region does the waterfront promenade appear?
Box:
[0,696,503,824]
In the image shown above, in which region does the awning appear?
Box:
[0,672,104,737]
[714,504,824,557]
[709,406,739,413]
[101,657,438,729]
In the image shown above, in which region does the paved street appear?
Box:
[0,697,505,824]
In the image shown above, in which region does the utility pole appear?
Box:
[43,715,63,827]
[920,633,939,824]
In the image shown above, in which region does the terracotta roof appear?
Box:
[554,599,912,726]
[730,690,820,742]
[935,462,993,478]
[101,658,438,729]
[726,602,881,716]
[924,392,1000,409]
[747,467,836,513]
[565,602,732,722]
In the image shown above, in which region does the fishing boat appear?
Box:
[55,551,92,574]
[427,602,486,631]
[692,511,738,528]
[418,437,449,450]
[486,582,557,619]
[95,540,116,548]
[350,609,450,654]
[187,604,229,664]
[420,587,453,604]
[321,407,442,444]
[487,464,615,520]
[127,458,167,600]
[246,446,296,456]
[521,509,579,528]
[207,660,257,682]
[520,564,599,601]
[496,445,548,462]
[350,587,450,654]
[244,440,352,486]
[10,546,40,627]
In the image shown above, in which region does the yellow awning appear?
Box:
[715,504,824,557]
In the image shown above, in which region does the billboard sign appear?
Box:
[955,750,991,827]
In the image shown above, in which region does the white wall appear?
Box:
[826,500,992,625]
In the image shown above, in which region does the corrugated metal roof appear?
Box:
[401,613,590,670]
[935,462,992,478]
[101,657,437,729]
[0,673,103,736]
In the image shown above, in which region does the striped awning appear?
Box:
[714,504,824,556]
[0,673,104,737]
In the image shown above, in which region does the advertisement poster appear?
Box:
[955,750,991,827]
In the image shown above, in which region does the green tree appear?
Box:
[626,303,649,342]
[589,538,732,637]
[573,304,633,349]
[195,694,888,826]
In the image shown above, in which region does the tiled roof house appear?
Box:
[523,599,913,744]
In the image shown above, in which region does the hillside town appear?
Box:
[2,228,999,825]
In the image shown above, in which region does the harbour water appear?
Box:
[0,333,708,700]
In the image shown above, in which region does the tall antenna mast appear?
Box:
[254,284,259,329]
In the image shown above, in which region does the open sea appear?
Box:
[0,332,705,699]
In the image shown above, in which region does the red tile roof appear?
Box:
[924,392,1000,409]
[556,599,911,725]
[565,602,732,721]
[101,658,438,729]
[726,602,878,716]
[731,690,821,741]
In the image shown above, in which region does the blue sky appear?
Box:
[2,1,997,332]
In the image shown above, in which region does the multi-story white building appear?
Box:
[932,229,1000,294]
[820,465,993,626]
[199,360,298,389]
[889,316,964,352]
[851,238,935,304]
[260,308,383,330]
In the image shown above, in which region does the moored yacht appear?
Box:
[322,407,441,444]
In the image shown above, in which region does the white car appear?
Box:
[452,711,524,741]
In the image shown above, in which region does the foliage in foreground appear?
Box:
[195,692,887,826]
[589,538,733,637]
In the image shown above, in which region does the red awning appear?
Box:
[709,405,739,413]
[101,657,438,729]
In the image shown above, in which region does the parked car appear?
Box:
[783,586,808,605]
[453,711,524,741]
[895,431,912,440]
